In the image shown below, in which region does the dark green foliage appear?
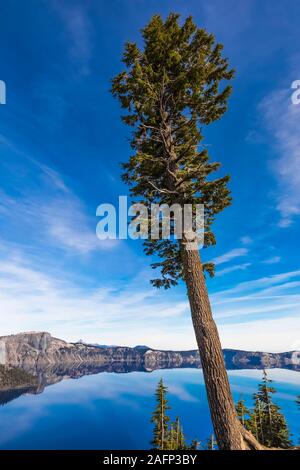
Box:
[111,13,234,288]
[238,370,291,449]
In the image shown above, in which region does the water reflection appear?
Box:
[0,359,299,406]
[0,367,299,449]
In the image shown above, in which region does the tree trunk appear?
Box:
[181,242,262,450]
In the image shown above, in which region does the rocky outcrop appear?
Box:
[223,349,300,370]
[0,332,299,374]
[0,332,201,373]
[0,332,145,368]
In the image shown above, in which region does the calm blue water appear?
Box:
[0,368,299,449]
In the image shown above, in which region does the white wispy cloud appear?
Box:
[240,236,253,246]
[213,269,300,297]
[0,157,117,254]
[210,270,300,345]
[41,195,118,254]
[209,269,300,351]
[260,85,300,227]
[51,1,93,74]
[262,256,281,265]
[35,161,70,194]
[215,263,251,277]
[212,248,248,266]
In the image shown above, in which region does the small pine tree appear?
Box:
[236,399,251,427]
[189,439,200,450]
[169,416,200,450]
[167,423,176,450]
[166,417,186,450]
[247,370,291,448]
[206,434,217,450]
[151,379,170,449]
[250,396,265,442]
[151,380,198,450]
[174,417,186,449]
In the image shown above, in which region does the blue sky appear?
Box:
[0,0,300,351]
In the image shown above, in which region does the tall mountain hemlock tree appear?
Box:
[111,13,261,449]
[151,379,170,449]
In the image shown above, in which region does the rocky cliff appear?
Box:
[0,332,144,368]
[0,332,299,374]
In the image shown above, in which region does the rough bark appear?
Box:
[181,243,262,450]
